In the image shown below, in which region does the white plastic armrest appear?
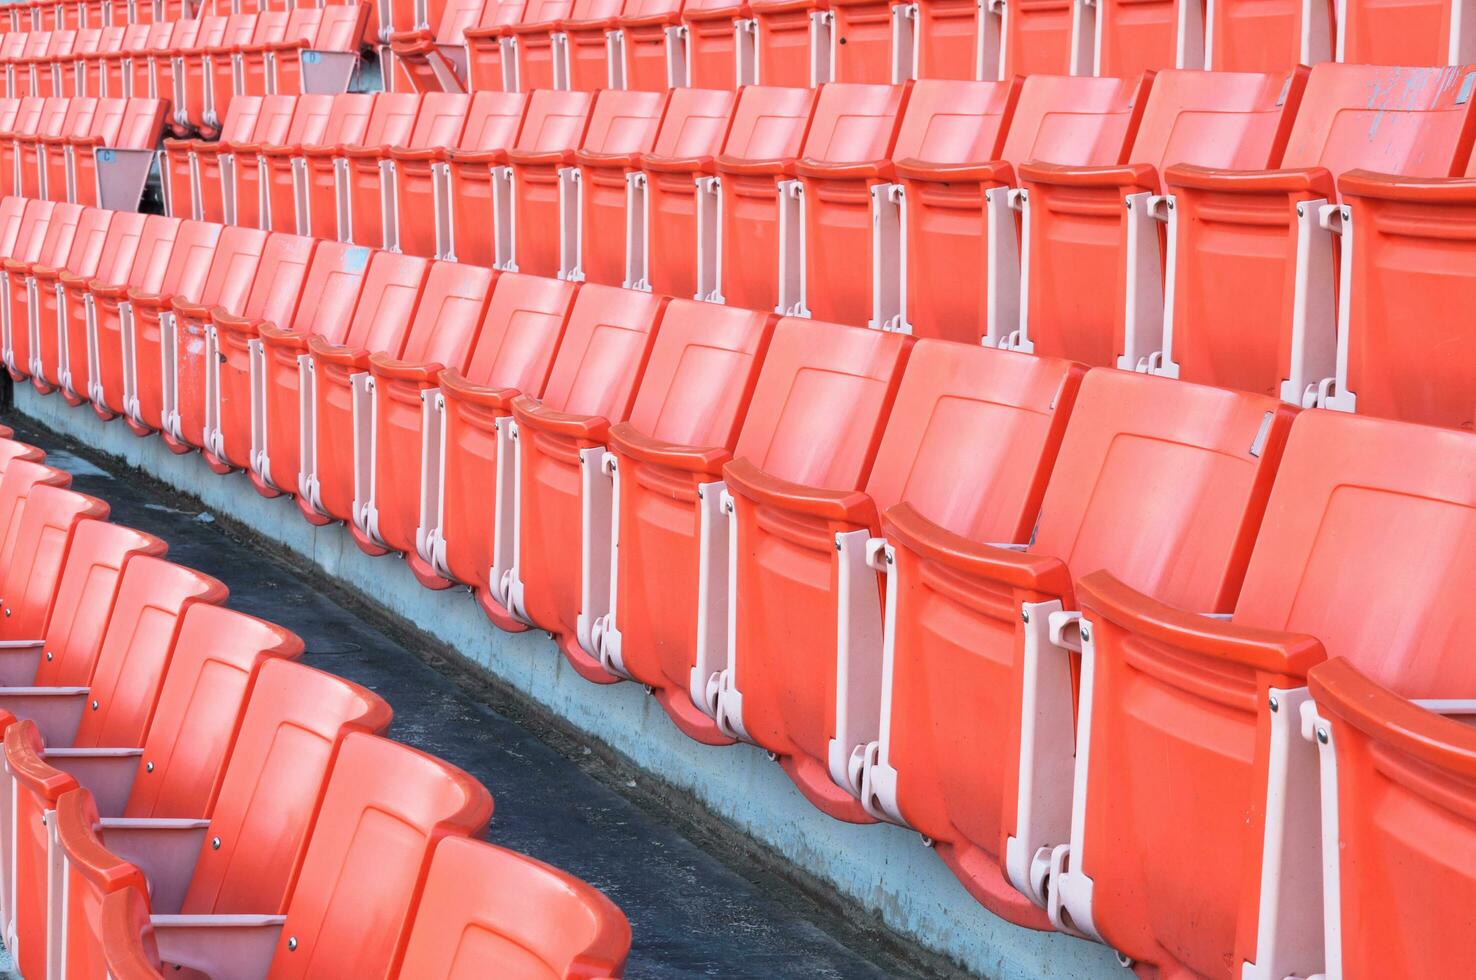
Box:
[828,532,887,796]
[42,747,141,817]
[0,686,89,746]
[98,817,210,915]
[1117,192,1168,371]
[151,913,286,980]
[624,170,650,291]
[1280,198,1336,407]
[694,175,723,303]
[689,480,732,719]
[775,179,808,317]
[349,370,377,540]
[1241,687,1324,980]
[557,165,584,282]
[0,640,43,687]
[1004,600,1081,911]
[492,165,516,271]
[415,387,446,572]
[870,183,905,332]
[574,445,616,662]
[984,186,1021,347]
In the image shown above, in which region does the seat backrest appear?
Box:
[247,94,298,146]
[312,3,370,49]
[478,0,530,28]
[336,251,430,352]
[624,300,773,450]
[459,272,576,393]
[21,31,51,60]
[110,99,167,150]
[69,556,229,749]
[399,837,632,980]
[719,85,816,161]
[91,209,148,286]
[731,318,911,490]
[33,97,69,139]
[58,96,99,139]
[0,437,44,478]
[0,197,27,255]
[125,604,304,819]
[524,0,577,22]
[318,92,377,148]
[281,7,323,45]
[866,342,1083,544]
[1229,410,1476,697]
[140,19,172,51]
[645,86,736,161]
[9,199,55,263]
[0,103,22,138]
[82,97,127,145]
[285,241,369,336]
[121,214,183,292]
[406,91,469,149]
[32,519,168,688]
[511,88,594,156]
[194,226,269,314]
[435,0,486,40]
[579,87,665,156]
[0,485,108,643]
[889,79,1019,166]
[118,23,150,52]
[1030,369,1293,612]
[57,206,112,279]
[181,659,393,915]
[1126,67,1306,173]
[164,17,205,50]
[536,283,665,418]
[568,0,622,18]
[269,733,493,979]
[999,74,1152,169]
[0,458,70,574]
[238,233,315,324]
[72,27,103,54]
[34,200,83,268]
[9,97,48,137]
[1280,64,1476,193]
[393,260,495,367]
[454,90,528,152]
[798,82,907,164]
[218,13,258,48]
[281,93,336,147]
[217,95,267,144]
[358,90,419,149]
[153,219,225,306]
[249,9,289,42]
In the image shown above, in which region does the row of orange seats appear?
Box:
[0,434,631,977]
[382,0,1475,96]
[0,5,370,135]
[3,192,1475,977]
[152,71,1476,432]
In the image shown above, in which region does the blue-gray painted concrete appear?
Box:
[14,385,1120,980]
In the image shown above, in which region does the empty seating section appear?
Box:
[0,0,1473,974]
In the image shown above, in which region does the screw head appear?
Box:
[211,836,221,850]
[44,651,52,661]
[884,552,893,565]
[1268,695,1279,713]
[1317,727,1330,745]
[1166,199,1175,211]
[1080,626,1092,643]
[287,937,298,952]
[1021,609,1031,624]
[145,761,154,773]
[1296,204,1305,217]
[90,699,99,711]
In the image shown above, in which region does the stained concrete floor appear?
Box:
[5,415,956,980]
